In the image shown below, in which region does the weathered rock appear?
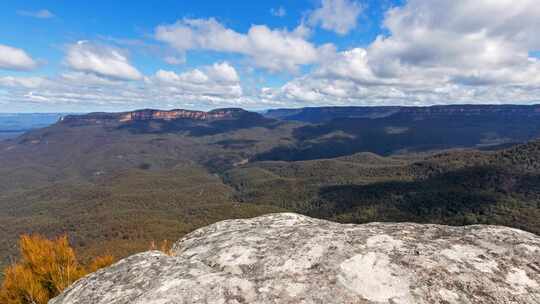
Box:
[50,213,540,304]
[60,108,248,125]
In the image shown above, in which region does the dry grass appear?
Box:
[0,234,114,304]
[150,240,174,256]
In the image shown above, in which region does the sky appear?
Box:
[0,0,540,113]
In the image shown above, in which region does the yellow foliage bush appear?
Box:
[149,239,174,256]
[0,234,114,304]
[86,255,115,274]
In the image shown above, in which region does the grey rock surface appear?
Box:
[50,213,540,304]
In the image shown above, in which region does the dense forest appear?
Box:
[226,141,540,233]
[1,106,540,274]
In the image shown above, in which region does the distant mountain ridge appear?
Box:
[256,104,540,161]
[57,104,540,125]
[265,104,540,123]
[60,108,250,124]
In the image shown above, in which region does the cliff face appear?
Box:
[50,213,540,304]
[118,109,243,122]
[60,108,246,125]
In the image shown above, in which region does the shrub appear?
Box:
[0,234,114,304]
[86,255,115,274]
[149,239,174,256]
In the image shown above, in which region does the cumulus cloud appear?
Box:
[151,62,242,98]
[65,41,142,81]
[0,44,38,71]
[368,0,540,81]
[6,0,540,110]
[155,18,321,72]
[17,9,55,19]
[0,76,48,89]
[308,0,363,35]
[163,55,185,65]
[0,62,268,111]
[205,62,240,82]
[264,0,540,106]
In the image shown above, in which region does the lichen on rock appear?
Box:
[50,213,540,304]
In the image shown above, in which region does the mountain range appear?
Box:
[1,104,540,270]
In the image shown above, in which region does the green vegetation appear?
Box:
[1,107,540,277]
[255,112,540,161]
[0,165,284,273]
[226,141,540,234]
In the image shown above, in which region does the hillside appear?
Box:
[0,108,292,270]
[226,141,540,233]
[265,104,540,123]
[1,105,540,272]
[258,105,540,160]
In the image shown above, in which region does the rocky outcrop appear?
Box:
[50,213,540,304]
[60,108,247,125]
[118,109,243,122]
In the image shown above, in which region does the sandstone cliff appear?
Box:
[50,213,540,304]
[59,108,247,125]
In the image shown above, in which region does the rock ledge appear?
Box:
[50,213,540,304]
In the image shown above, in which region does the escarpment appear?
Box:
[118,108,245,122]
[50,213,540,304]
[59,108,248,125]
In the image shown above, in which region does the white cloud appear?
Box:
[314,48,379,84]
[368,0,540,82]
[17,9,55,19]
[0,44,38,71]
[308,0,363,35]
[163,55,185,65]
[205,62,240,83]
[6,0,540,111]
[65,41,142,81]
[155,18,321,72]
[60,72,124,86]
[264,0,540,106]
[152,62,242,98]
[270,6,287,17]
[0,76,48,88]
[0,62,268,111]
[153,62,239,85]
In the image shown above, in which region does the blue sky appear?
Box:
[0,0,539,112]
[0,1,386,76]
